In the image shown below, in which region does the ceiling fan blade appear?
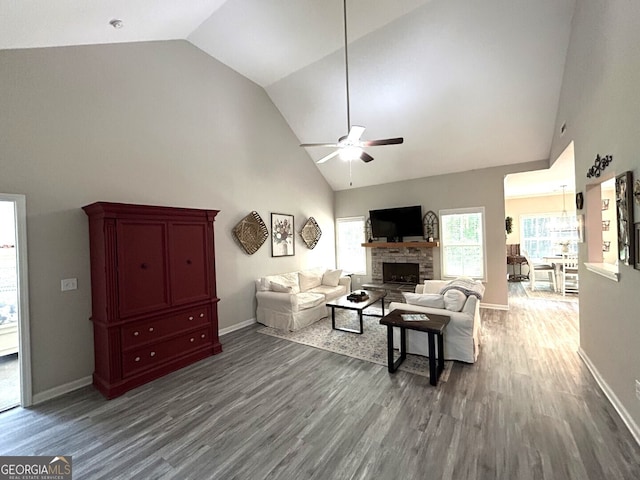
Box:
[316,150,340,164]
[361,137,404,147]
[360,151,374,163]
[300,142,340,148]
[346,125,365,143]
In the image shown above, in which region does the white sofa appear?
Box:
[255,268,351,331]
[388,279,483,363]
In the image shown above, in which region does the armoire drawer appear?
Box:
[121,306,210,350]
[122,326,212,377]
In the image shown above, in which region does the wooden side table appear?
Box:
[379,309,450,386]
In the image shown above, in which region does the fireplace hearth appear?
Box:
[383,262,419,284]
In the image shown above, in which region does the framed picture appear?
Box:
[615,171,635,266]
[271,213,294,257]
[576,214,585,243]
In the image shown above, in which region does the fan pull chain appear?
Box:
[349,159,353,186]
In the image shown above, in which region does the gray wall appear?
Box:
[0,41,335,396]
[549,1,640,429]
[335,161,547,307]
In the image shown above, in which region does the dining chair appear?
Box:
[562,254,579,296]
[522,251,557,292]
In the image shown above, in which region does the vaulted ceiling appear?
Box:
[0,0,576,191]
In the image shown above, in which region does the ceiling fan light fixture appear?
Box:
[339,146,362,161]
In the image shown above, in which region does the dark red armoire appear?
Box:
[83,202,222,399]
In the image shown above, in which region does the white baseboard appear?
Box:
[480,302,509,310]
[578,348,640,447]
[32,375,93,405]
[219,318,256,336]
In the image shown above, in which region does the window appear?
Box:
[520,213,578,259]
[336,217,366,274]
[440,208,486,279]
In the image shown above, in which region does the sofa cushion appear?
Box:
[442,289,467,312]
[402,292,445,309]
[322,269,343,287]
[423,280,450,294]
[310,284,344,300]
[299,270,323,291]
[296,292,326,310]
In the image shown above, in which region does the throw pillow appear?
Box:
[270,281,294,293]
[442,289,466,312]
[402,292,445,309]
[299,270,323,291]
[268,273,300,294]
[322,269,343,287]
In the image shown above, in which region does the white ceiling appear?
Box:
[0,0,577,192]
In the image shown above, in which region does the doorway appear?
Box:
[0,194,31,410]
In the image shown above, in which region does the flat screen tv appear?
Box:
[369,205,423,241]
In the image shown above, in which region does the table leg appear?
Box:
[428,332,437,386]
[358,309,364,334]
[437,332,445,376]
[380,297,385,316]
[387,326,405,373]
[331,306,336,330]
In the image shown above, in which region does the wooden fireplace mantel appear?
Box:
[361,241,439,248]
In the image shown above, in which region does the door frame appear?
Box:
[0,193,32,407]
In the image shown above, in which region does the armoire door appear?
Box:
[117,221,170,317]
[169,222,210,304]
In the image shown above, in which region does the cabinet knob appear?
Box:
[190,338,195,342]
[199,313,204,318]
[201,334,206,338]
[188,316,194,321]
[134,331,139,336]
[141,263,149,269]
[135,356,141,362]
[150,352,156,357]
[149,327,154,332]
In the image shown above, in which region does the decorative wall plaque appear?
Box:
[300,217,322,249]
[232,211,268,255]
[586,154,613,178]
[423,211,439,241]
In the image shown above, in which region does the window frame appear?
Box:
[335,216,367,275]
[439,207,487,281]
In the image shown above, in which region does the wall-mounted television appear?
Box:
[369,205,423,242]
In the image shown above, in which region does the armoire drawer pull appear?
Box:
[201,334,206,338]
[188,316,194,321]
[150,352,156,357]
[135,357,141,362]
[134,331,139,336]
[149,327,154,332]
[199,313,204,318]
[190,338,195,342]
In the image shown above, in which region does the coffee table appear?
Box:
[379,309,450,386]
[326,290,386,334]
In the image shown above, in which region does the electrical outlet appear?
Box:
[636,380,640,401]
[61,278,78,291]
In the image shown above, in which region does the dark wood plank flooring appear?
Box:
[0,282,639,479]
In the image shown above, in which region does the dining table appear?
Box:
[543,255,577,293]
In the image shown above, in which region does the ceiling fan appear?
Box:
[300,0,404,165]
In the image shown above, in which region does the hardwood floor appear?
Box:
[1,282,639,479]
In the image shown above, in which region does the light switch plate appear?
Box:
[61,278,78,291]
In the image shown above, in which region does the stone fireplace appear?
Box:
[369,245,435,302]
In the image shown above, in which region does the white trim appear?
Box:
[0,194,32,407]
[578,348,640,447]
[219,318,256,336]
[32,376,92,405]
[439,207,487,281]
[584,262,619,281]
[480,302,509,311]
